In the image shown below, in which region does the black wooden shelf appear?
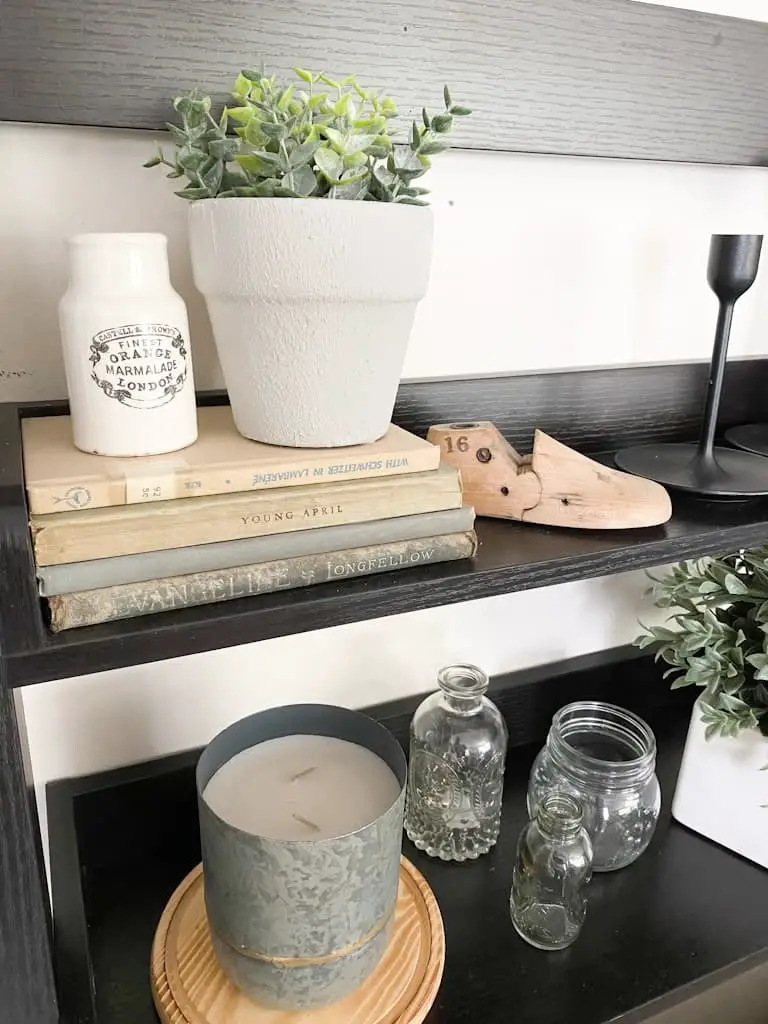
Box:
[6,494,768,687]
[47,649,768,1024]
[6,364,768,687]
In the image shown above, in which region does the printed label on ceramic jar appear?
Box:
[89,323,189,410]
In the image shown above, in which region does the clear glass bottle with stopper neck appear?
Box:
[510,792,593,950]
[404,664,508,861]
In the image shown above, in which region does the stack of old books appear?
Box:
[22,407,476,631]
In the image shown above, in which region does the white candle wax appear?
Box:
[203,734,401,840]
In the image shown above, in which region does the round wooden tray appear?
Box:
[151,856,445,1024]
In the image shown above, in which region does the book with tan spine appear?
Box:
[31,463,462,566]
[21,407,441,515]
[47,531,478,631]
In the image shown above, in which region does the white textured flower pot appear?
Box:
[672,701,768,869]
[188,198,434,447]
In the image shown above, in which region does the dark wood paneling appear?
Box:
[0,684,58,1024]
[394,357,768,455]
[2,1,768,165]
[6,358,768,686]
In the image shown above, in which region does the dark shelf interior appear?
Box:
[48,649,768,1024]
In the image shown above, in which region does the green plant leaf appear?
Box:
[450,104,472,116]
[314,147,344,182]
[199,159,224,193]
[225,105,254,125]
[176,148,207,173]
[289,163,318,196]
[443,85,452,109]
[322,126,346,150]
[724,573,749,595]
[419,139,449,155]
[260,121,287,140]
[277,84,294,111]
[431,113,453,133]
[343,134,377,156]
[236,151,281,177]
[175,186,211,200]
[289,139,320,167]
[411,121,421,149]
[295,67,314,83]
[208,138,240,161]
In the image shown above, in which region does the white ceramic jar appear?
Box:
[59,233,198,456]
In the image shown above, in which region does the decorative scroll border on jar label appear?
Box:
[89,323,188,410]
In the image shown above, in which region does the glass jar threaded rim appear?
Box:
[536,791,585,840]
[547,701,657,790]
[437,663,489,699]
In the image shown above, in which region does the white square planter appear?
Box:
[672,701,768,869]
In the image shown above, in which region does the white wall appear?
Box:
[4,0,768,869]
[2,123,768,396]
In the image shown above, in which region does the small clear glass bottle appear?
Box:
[405,664,508,861]
[527,701,660,872]
[510,792,593,950]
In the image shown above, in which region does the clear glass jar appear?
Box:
[510,792,593,950]
[527,701,660,872]
[404,664,508,861]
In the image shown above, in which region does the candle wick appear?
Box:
[289,766,317,781]
[292,812,321,832]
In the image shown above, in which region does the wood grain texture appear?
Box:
[0,683,58,1024]
[393,358,768,457]
[427,422,672,528]
[2,1,768,165]
[151,859,444,1024]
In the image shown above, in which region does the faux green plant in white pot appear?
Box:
[145,67,470,447]
[638,551,768,869]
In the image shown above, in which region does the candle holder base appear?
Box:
[614,443,768,498]
[724,424,768,458]
[151,857,445,1024]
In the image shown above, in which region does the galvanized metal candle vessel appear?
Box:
[196,705,406,1011]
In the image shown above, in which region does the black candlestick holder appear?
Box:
[615,234,768,498]
[725,423,768,458]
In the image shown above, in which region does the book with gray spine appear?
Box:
[47,531,478,631]
[38,506,475,596]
